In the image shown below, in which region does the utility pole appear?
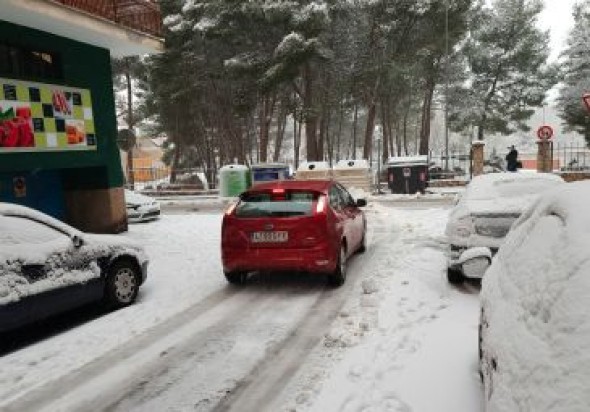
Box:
[444,0,450,172]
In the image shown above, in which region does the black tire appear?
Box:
[357,225,367,254]
[224,271,247,285]
[328,245,347,287]
[104,259,140,308]
[447,267,464,284]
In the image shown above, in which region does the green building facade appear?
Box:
[0,1,162,233]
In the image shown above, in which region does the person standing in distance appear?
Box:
[505,145,519,172]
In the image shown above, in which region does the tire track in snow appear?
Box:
[278,207,454,412]
[1,286,245,412]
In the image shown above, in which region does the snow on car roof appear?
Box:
[448,173,565,222]
[0,202,78,237]
[464,172,563,200]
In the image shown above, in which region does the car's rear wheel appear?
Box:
[328,245,347,287]
[104,259,140,308]
[357,224,367,254]
[224,271,247,285]
[447,267,464,284]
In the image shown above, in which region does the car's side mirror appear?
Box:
[356,198,367,207]
[72,235,84,248]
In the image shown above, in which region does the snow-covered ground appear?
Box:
[0,200,484,412]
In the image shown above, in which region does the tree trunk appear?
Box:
[303,63,319,160]
[381,103,389,163]
[125,67,135,189]
[403,107,410,156]
[258,93,276,163]
[294,113,301,169]
[418,80,435,155]
[171,142,181,184]
[362,102,377,160]
[395,120,402,157]
[318,105,327,161]
[336,102,344,162]
[272,103,287,162]
[351,103,358,159]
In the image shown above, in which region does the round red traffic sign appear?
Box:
[537,125,553,140]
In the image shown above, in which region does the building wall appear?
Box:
[0,20,126,232]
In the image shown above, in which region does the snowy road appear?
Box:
[0,200,483,412]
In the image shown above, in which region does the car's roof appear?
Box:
[465,172,563,198]
[246,179,334,193]
[520,180,590,230]
[0,202,78,235]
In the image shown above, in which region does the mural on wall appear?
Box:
[0,78,96,152]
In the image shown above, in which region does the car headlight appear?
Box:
[449,215,475,238]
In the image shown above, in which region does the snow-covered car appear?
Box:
[125,189,161,223]
[479,181,590,411]
[445,172,563,283]
[0,203,148,333]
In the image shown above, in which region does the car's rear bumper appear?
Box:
[222,245,337,274]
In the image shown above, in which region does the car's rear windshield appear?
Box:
[235,190,318,217]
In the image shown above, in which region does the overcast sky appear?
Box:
[538,0,577,61]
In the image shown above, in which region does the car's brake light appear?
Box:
[272,188,285,194]
[225,201,238,216]
[315,195,326,214]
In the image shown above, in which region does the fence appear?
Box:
[125,167,209,191]
[554,142,590,171]
[428,150,472,180]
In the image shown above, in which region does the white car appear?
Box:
[445,172,563,283]
[125,189,161,223]
[0,203,148,332]
[480,180,590,411]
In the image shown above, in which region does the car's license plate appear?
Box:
[251,231,288,243]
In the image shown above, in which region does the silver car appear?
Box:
[0,203,148,332]
[125,189,161,223]
[445,172,563,283]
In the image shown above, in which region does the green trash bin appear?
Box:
[219,164,250,197]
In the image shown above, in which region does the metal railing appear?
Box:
[125,167,211,191]
[554,142,590,172]
[54,0,163,37]
[428,150,472,180]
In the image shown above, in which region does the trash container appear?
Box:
[333,159,371,193]
[386,156,429,194]
[219,164,250,197]
[251,163,290,185]
[295,161,332,180]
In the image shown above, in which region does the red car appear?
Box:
[221,180,367,286]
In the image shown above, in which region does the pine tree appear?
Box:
[557,1,590,146]
[449,0,557,141]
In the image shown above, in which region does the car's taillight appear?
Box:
[315,195,327,214]
[225,201,238,216]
